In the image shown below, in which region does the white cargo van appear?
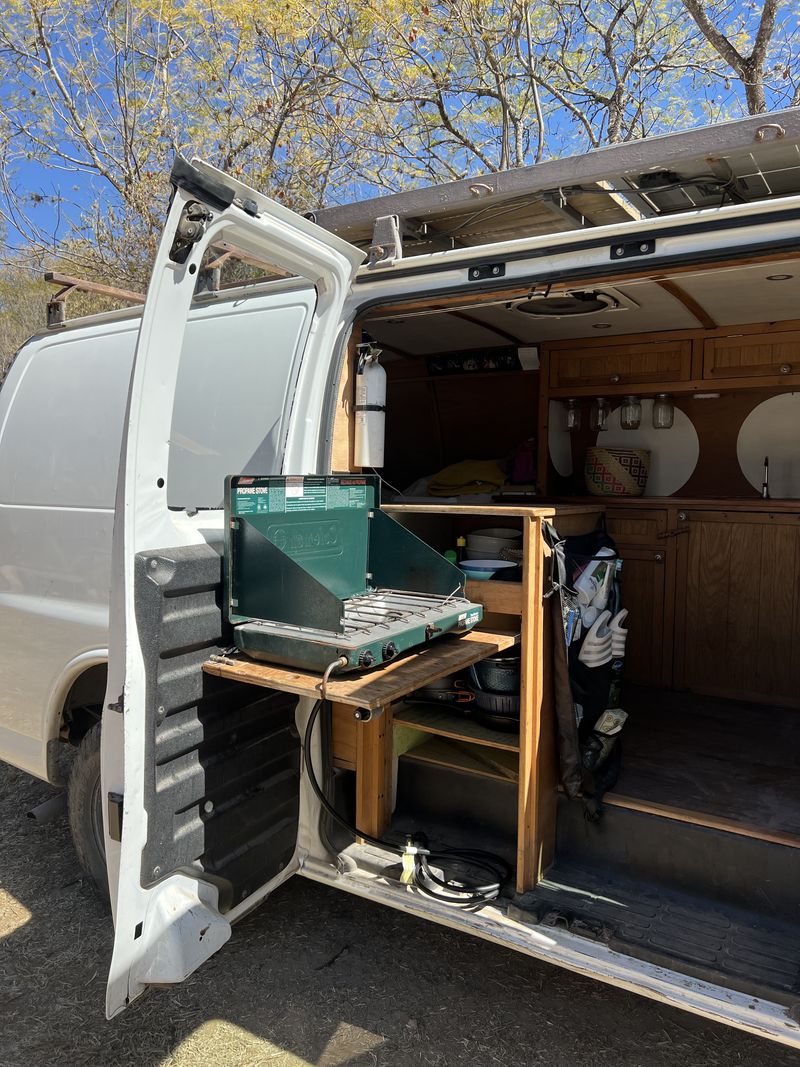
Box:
[3,109,800,1047]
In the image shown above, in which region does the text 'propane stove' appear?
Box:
[225,474,483,672]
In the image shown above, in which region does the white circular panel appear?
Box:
[602,399,699,497]
[548,400,574,477]
[737,393,800,499]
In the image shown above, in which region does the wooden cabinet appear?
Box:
[617,546,669,688]
[703,330,800,381]
[675,510,800,707]
[549,339,691,392]
[603,506,672,688]
[605,507,667,545]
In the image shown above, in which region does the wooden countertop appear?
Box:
[549,496,800,514]
[203,629,517,710]
[382,502,603,518]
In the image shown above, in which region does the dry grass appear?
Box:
[0,761,797,1067]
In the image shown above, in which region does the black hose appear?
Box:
[302,698,510,905]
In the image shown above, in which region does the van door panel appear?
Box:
[105,157,363,1016]
[132,544,300,907]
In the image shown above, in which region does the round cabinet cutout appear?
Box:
[603,399,699,497]
[738,394,800,499]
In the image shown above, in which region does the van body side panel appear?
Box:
[0,286,317,781]
[0,324,137,778]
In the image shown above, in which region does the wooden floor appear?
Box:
[609,687,800,843]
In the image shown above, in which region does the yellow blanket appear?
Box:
[427,460,506,497]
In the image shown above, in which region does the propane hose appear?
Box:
[304,665,510,906]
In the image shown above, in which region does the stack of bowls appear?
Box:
[465,527,522,560]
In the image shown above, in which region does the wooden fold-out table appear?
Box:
[204,501,602,893]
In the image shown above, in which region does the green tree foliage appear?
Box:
[0,0,797,303]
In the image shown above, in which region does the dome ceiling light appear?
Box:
[516,289,619,317]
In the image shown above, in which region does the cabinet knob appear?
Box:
[610,373,621,384]
[779,363,792,375]
[678,511,687,521]
[654,552,664,562]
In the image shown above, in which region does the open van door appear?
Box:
[103,158,364,1016]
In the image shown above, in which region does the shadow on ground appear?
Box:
[1,763,798,1067]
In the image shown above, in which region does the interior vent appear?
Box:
[516,290,616,317]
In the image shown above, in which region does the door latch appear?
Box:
[657,527,690,540]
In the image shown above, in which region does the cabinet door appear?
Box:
[605,507,668,545]
[550,340,691,391]
[676,510,800,707]
[619,546,668,688]
[703,331,800,381]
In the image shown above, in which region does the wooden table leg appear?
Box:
[356,705,393,840]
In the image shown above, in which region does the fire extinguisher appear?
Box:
[354,342,386,468]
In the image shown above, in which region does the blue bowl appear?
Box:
[460,559,518,581]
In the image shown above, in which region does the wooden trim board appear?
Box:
[605,792,800,850]
[203,629,516,711]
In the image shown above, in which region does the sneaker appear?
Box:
[578,610,613,667]
[609,609,629,658]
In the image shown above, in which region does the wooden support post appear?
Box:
[516,516,556,892]
[355,705,393,840]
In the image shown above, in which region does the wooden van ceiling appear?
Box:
[364,259,800,355]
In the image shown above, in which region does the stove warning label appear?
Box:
[234,477,369,514]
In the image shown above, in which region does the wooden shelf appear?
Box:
[465,578,523,615]
[393,702,519,751]
[401,737,519,783]
[202,629,517,711]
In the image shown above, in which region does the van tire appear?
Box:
[67,722,109,900]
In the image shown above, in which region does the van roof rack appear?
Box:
[44,272,146,327]
[44,241,296,326]
[309,107,800,265]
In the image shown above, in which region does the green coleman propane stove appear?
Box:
[224,474,483,673]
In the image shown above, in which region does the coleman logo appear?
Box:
[267,521,340,558]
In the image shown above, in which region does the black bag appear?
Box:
[544,519,625,818]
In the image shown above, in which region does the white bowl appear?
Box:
[460,559,518,581]
[466,528,523,557]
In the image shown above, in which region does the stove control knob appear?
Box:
[358,650,376,668]
[382,642,399,661]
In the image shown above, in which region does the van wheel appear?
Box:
[67,722,109,900]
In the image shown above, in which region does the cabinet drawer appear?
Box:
[604,507,667,545]
[703,331,800,381]
[550,340,691,390]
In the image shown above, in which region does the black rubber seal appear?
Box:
[170,155,236,212]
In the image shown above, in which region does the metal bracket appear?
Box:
[368,215,403,268]
[354,705,385,722]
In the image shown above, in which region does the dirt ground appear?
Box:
[1,762,799,1067]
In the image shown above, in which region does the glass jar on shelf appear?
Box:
[652,393,675,429]
[565,398,581,431]
[590,397,610,432]
[620,395,642,430]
